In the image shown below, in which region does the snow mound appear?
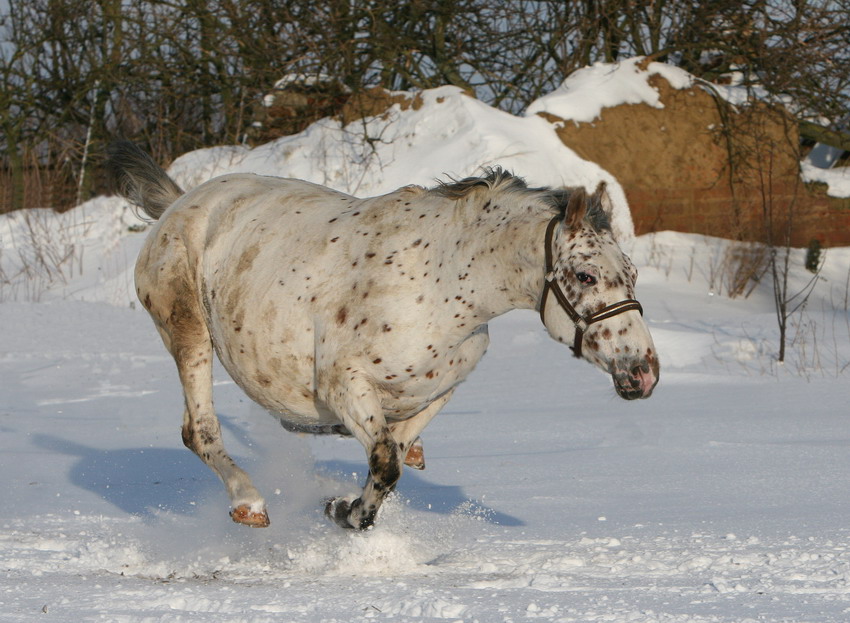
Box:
[168,85,635,241]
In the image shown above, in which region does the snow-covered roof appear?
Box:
[524,57,694,124]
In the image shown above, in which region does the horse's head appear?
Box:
[539,183,659,400]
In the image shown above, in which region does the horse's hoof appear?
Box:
[325,496,378,530]
[403,442,425,470]
[230,505,270,527]
[324,497,357,529]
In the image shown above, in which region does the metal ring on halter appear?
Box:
[538,215,643,358]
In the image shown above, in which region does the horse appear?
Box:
[108,141,659,531]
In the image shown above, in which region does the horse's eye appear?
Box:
[576,271,597,286]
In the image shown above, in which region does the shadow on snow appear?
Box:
[32,432,524,527]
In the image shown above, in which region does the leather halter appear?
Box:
[538,215,644,358]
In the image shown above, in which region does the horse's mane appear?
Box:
[433,167,529,199]
[432,167,611,232]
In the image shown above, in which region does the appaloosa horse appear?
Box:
[108,141,659,530]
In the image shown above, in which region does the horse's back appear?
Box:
[178,173,356,235]
[159,173,429,265]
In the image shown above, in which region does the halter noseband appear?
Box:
[538,215,644,358]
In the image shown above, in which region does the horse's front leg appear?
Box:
[320,371,403,530]
[325,436,400,530]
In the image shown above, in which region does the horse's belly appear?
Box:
[217,347,332,422]
[205,301,335,426]
[212,319,489,432]
[200,211,491,431]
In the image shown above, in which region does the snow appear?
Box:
[524,57,694,124]
[2,66,850,622]
[801,161,850,198]
[804,143,846,170]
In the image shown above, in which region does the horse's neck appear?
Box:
[445,195,550,320]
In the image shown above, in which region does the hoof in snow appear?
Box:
[325,496,375,530]
[324,497,357,530]
[230,505,270,527]
[404,438,425,470]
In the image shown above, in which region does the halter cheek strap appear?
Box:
[538,215,644,358]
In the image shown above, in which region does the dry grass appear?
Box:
[0,206,89,302]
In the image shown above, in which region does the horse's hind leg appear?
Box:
[176,341,269,527]
[146,285,269,527]
[403,437,425,470]
[394,390,455,472]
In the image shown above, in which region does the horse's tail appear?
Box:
[107,141,184,221]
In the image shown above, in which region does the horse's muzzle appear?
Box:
[611,360,658,400]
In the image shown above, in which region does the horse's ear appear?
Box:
[593,182,614,223]
[593,182,614,219]
[565,187,588,229]
[586,181,614,234]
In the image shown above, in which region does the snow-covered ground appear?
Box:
[2,60,850,622]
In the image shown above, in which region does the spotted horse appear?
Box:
[108,141,659,530]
